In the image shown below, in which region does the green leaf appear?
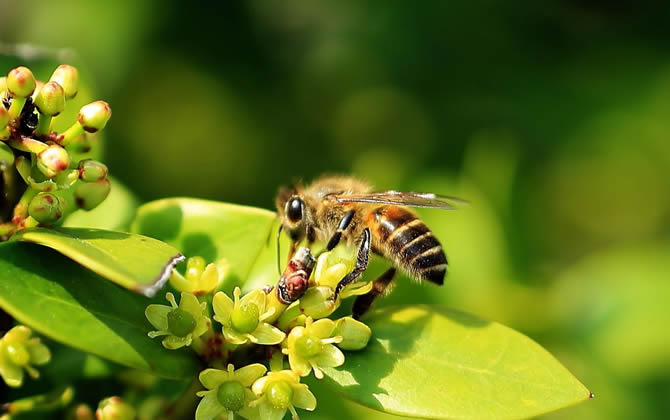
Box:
[0,242,198,379]
[12,227,184,297]
[63,176,139,231]
[322,305,590,419]
[130,198,279,290]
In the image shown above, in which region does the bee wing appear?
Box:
[333,190,466,209]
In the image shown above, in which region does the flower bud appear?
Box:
[66,403,94,420]
[334,317,371,350]
[0,105,8,128]
[78,159,108,182]
[34,81,65,116]
[166,308,196,337]
[185,256,206,281]
[49,65,79,99]
[299,286,338,319]
[74,178,111,210]
[78,101,111,133]
[231,302,260,333]
[7,66,36,98]
[266,380,294,409]
[217,380,246,411]
[0,76,6,92]
[96,397,136,420]
[37,144,70,178]
[28,192,65,225]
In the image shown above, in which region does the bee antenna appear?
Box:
[276,224,283,275]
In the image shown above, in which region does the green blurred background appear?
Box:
[2,1,670,419]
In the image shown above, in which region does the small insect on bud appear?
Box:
[7,66,36,98]
[49,65,79,99]
[37,144,71,178]
[34,81,65,116]
[74,178,111,210]
[28,192,65,225]
[96,397,136,420]
[334,317,371,350]
[78,159,108,182]
[77,100,111,133]
[277,247,316,304]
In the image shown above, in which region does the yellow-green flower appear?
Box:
[0,325,50,387]
[145,292,210,349]
[283,317,344,379]
[249,370,316,420]
[196,364,266,420]
[313,250,372,299]
[169,256,226,295]
[213,287,285,345]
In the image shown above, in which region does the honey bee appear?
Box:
[275,175,463,318]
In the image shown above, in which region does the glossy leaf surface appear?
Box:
[130,198,279,291]
[12,227,183,297]
[0,242,198,379]
[322,305,590,419]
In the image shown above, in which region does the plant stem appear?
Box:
[7,97,26,121]
[35,114,52,137]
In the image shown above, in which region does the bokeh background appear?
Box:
[2,1,670,419]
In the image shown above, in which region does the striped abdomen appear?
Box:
[368,206,447,285]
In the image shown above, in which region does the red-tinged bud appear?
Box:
[7,67,36,98]
[74,178,111,210]
[78,159,108,182]
[37,144,71,178]
[78,101,111,133]
[49,65,79,99]
[34,81,65,116]
[28,192,64,225]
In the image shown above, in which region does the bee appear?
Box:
[275,175,463,318]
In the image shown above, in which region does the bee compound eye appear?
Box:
[286,198,303,223]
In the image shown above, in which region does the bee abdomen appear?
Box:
[371,206,447,285]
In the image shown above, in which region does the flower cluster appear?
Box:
[145,249,373,419]
[0,65,112,238]
[0,325,51,387]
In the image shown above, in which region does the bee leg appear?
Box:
[326,209,355,251]
[332,227,370,301]
[352,268,396,319]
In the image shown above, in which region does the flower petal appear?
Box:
[258,401,287,420]
[179,292,202,317]
[234,363,267,387]
[288,352,312,377]
[252,376,269,395]
[199,368,229,390]
[223,327,249,345]
[194,315,211,337]
[162,335,191,350]
[195,390,226,420]
[308,318,335,339]
[0,358,24,387]
[4,325,31,342]
[240,289,266,314]
[312,344,345,368]
[250,323,285,345]
[145,304,171,330]
[199,263,220,292]
[213,292,234,325]
[291,384,317,410]
[25,340,51,365]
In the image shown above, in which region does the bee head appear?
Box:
[276,186,309,242]
[284,195,306,241]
